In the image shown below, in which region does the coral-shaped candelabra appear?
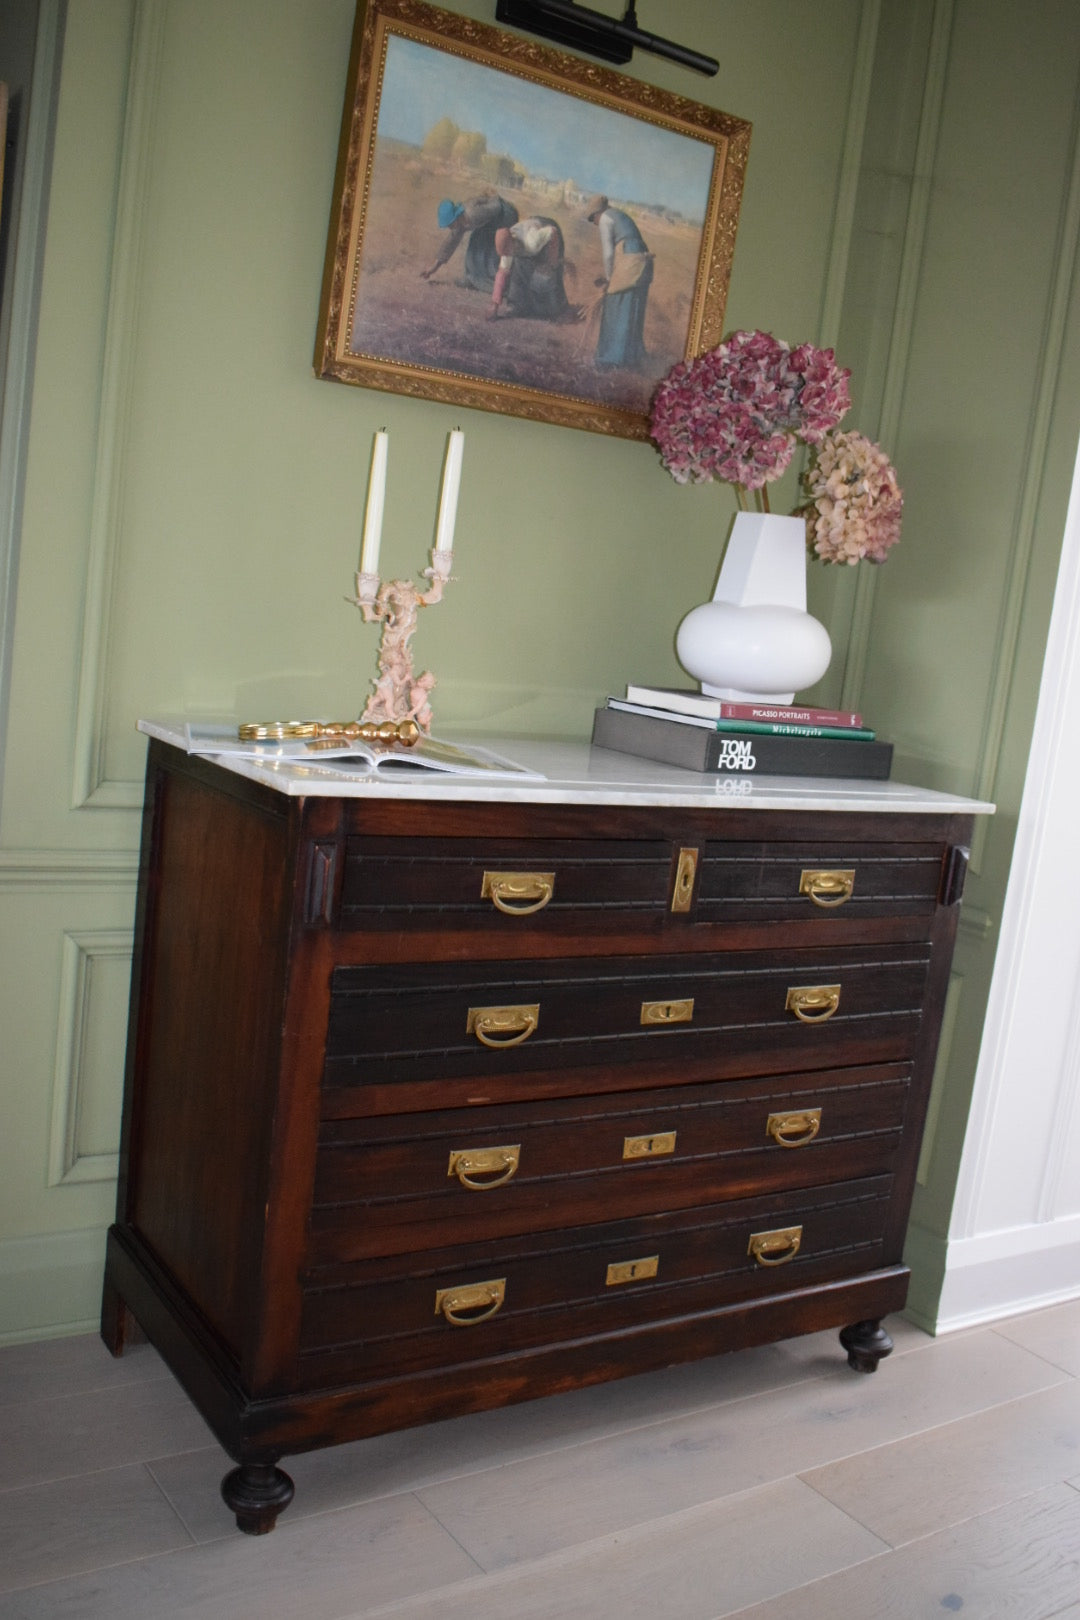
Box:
[348,548,453,734]
[348,426,463,734]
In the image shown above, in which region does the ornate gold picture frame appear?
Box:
[315,0,751,440]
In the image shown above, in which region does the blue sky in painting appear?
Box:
[376,35,715,222]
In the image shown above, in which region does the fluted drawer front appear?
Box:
[309,1064,912,1262]
[322,944,932,1102]
[339,835,675,931]
[696,838,945,923]
[298,1176,894,1384]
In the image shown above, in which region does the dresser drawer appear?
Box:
[310,1063,912,1261]
[337,831,948,937]
[696,838,945,924]
[298,1176,894,1384]
[340,835,676,931]
[322,944,932,1106]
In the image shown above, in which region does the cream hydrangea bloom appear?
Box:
[801,430,902,564]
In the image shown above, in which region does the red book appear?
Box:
[623,685,864,729]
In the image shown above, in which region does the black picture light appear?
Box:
[494,0,719,77]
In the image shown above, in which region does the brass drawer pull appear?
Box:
[671,847,699,913]
[447,1144,521,1189]
[766,1108,822,1148]
[466,1004,539,1047]
[606,1255,659,1286]
[481,870,555,916]
[435,1278,506,1326]
[640,998,694,1026]
[623,1131,677,1160]
[799,868,855,908]
[748,1226,803,1267]
[786,984,841,1023]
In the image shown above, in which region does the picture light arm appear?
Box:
[494,0,720,77]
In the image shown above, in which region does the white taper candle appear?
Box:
[359,430,388,575]
[434,429,464,553]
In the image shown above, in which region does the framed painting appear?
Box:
[315,0,751,439]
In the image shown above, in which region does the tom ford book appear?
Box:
[592,705,892,780]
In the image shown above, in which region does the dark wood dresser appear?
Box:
[102,728,991,1533]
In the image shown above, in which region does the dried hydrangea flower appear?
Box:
[649,330,851,491]
[799,430,903,564]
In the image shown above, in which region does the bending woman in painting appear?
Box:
[486,218,579,323]
[583,195,654,369]
[420,191,519,292]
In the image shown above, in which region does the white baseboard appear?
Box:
[0,1227,107,1343]
[933,1217,1080,1333]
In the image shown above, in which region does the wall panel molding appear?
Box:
[816,0,881,350]
[964,82,1080,872]
[47,928,131,1187]
[0,849,138,887]
[70,0,166,812]
[0,0,66,809]
[841,0,954,710]
[1038,981,1080,1222]
[916,968,962,1188]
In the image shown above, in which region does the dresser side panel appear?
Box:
[127,758,293,1359]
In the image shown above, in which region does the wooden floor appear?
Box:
[2,1301,1080,1618]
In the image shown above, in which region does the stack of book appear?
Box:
[591,685,892,780]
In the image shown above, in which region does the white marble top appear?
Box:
[139,720,995,816]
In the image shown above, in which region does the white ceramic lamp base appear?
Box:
[676,512,831,704]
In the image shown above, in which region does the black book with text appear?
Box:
[591,705,893,780]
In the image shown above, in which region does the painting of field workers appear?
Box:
[347,32,720,420]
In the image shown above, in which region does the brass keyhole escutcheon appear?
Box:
[640,998,694,1026]
[671,847,699,913]
[622,1131,677,1161]
[606,1255,659,1286]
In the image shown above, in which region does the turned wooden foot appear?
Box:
[839,1318,894,1373]
[221,1462,295,1534]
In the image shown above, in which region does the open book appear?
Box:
[183,723,544,780]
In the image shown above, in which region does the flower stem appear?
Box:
[761,484,771,513]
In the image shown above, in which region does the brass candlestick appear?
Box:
[349,547,453,733]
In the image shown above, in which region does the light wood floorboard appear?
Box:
[1,1302,1078,1619]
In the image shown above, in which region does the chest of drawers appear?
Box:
[102,732,988,1533]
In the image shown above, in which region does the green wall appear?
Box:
[1,0,1078,1338]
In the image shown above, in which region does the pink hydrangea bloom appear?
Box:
[799,430,903,564]
[649,330,851,490]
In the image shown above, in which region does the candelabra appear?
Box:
[349,547,454,733]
